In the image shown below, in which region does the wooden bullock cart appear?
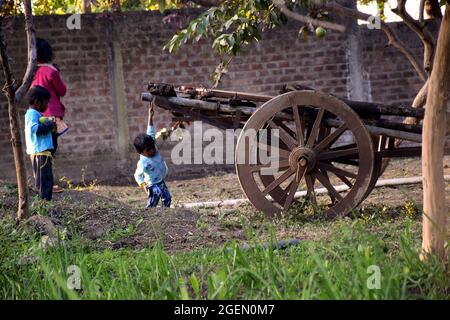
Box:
[142,83,450,217]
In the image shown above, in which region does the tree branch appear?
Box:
[274,0,346,33]
[392,0,435,75]
[189,0,225,7]
[82,0,92,13]
[324,1,427,82]
[14,0,37,103]
[419,0,425,23]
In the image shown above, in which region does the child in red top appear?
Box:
[31,38,67,193]
[32,39,67,118]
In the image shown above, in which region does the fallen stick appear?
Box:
[180,175,450,209]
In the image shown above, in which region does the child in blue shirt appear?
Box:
[133,104,171,208]
[25,86,56,200]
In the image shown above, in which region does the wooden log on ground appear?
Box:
[181,175,450,209]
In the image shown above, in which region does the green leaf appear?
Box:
[189,21,198,33]
[190,273,200,297]
[159,0,165,13]
[225,14,239,30]
[179,278,190,300]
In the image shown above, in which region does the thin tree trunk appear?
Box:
[0,22,29,221]
[0,0,37,222]
[111,0,121,12]
[421,4,450,260]
[82,0,92,13]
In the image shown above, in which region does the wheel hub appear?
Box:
[289,147,317,173]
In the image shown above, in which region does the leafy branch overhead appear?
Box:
[163,0,447,86]
[164,1,287,56]
[163,0,347,55]
[162,1,371,85]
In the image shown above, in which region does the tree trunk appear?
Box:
[82,0,92,13]
[111,0,121,12]
[0,0,37,222]
[0,23,29,221]
[421,4,450,261]
[7,92,29,222]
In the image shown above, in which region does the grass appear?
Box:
[0,213,448,300]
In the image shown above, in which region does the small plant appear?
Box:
[106,218,144,242]
[30,195,55,216]
[401,201,420,220]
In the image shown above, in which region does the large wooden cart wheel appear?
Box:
[235,91,375,217]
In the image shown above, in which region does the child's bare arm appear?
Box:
[148,104,154,126]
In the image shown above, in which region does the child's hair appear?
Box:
[134,133,155,154]
[28,86,51,105]
[36,38,53,63]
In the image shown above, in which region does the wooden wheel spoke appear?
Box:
[306,108,325,147]
[318,147,359,161]
[329,143,357,151]
[250,160,290,172]
[283,179,299,210]
[318,162,357,179]
[258,143,291,158]
[268,119,296,150]
[313,124,347,152]
[259,126,291,151]
[274,120,297,139]
[262,169,294,196]
[335,173,353,188]
[305,173,317,206]
[292,105,305,147]
[295,165,307,183]
[315,170,344,202]
[332,159,360,167]
[321,169,336,203]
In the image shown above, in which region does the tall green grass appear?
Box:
[0,216,448,300]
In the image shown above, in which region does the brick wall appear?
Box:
[0,10,428,183]
[360,22,435,105]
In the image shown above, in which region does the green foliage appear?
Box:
[1,0,187,16]
[105,218,143,242]
[165,1,287,55]
[164,0,287,85]
[163,0,449,83]
[162,0,399,84]
[33,0,80,15]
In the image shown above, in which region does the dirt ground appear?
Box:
[1,158,449,252]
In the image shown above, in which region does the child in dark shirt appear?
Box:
[24,86,56,200]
